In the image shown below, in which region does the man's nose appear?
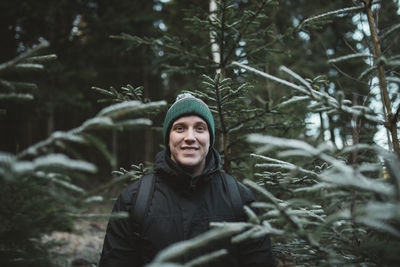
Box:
[184,128,196,142]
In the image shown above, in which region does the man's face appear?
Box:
[169,115,210,176]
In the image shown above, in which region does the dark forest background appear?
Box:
[3,0,398,182]
[0,1,192,182]
[0,1,169,179]
[1,0,400,266]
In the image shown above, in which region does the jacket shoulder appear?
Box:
[219,172,255,205]
[118,174,154,207]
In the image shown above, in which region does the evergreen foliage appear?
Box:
[187,74,271,175]
[246,135,400,265]
[0,0,164,165]
[113,0,281,74]
[0,48,166,266]
[1,0,400,266]
[115,0,289,175]
[0,41,56,115]
[139,1,400,266]
[92,84,147,103]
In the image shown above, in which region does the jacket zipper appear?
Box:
[189,178,196,191]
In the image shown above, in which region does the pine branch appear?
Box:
[17,100,166,159]
[251,153,318,177]
[92,84,146,103]
[249,134,395,196]
[22,54,57,63]
[111,33,214,65]
[327,53,372,64]
[151,224,247,264]
[379,22,400,40]
[232,62,383,124]
[185,249,228,267]
[0,152,96,182]
[222,0,269,67]
[0,93,34,101]
[243,179,332,255]
[300,5,365,27]
[0,40,49,74]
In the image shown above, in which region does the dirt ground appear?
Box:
[42,209,110,266]
[41,206,291,267]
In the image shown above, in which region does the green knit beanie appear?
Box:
[163,93,215,146]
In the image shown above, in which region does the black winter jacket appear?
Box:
[99,148,275,267]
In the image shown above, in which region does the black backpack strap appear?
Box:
[220,172,244,216]
[132,173,155,233]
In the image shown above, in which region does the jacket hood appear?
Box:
[154,147,221,192]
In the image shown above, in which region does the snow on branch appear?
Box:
[14,63,44,71]
[249,134,354,172]
[327,53,372,64]
[75,117,114,132]
[0,93,34,101]
[248,134,318,156]
[279,66,313,91]
[278,96,310,107]
[0,152,96,182]
[357,202,400,237]
[251,153,318,177]
[185,249,228,267]
[248,134,396,197]
[387,77,400,84]
[32,154,97,173]
[22,54,57,63]
[319,169,394,196]
[243,179,283,205]
[18,100,166,158]
[35,171,86,193]
[232,62,383,124]
[244,179,327,251]
[150,223,248,265]
[0,40,50,73]
[97,100,166,118]
[279,66,338,104]
[301,5,364,25]
[232,61,308,94]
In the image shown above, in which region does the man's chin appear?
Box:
[177,159,201,171]
[179,160,199,168]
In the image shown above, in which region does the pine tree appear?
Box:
[0,41,55,115]
[114,0,292,176]
[0,0,164,170]
[235,1,399,265]
[132,1,400,266]
[231,1,400,265]
[2,0,399,266]
[0,42,166,266]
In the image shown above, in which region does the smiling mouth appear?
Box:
[181,147,199,151]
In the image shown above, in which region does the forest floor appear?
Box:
[42,204,111,267]
[41,204,291,267]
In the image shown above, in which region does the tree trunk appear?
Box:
[209,0,232,173]
[363,0,399,157]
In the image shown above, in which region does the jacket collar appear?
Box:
[154,147,221,192]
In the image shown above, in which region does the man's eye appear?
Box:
[197,126,205,131]
[175,126,184,131]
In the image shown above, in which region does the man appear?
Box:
[99,93,275,266]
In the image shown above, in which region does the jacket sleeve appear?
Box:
[237,183,277,267]
[98,186,141,267]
